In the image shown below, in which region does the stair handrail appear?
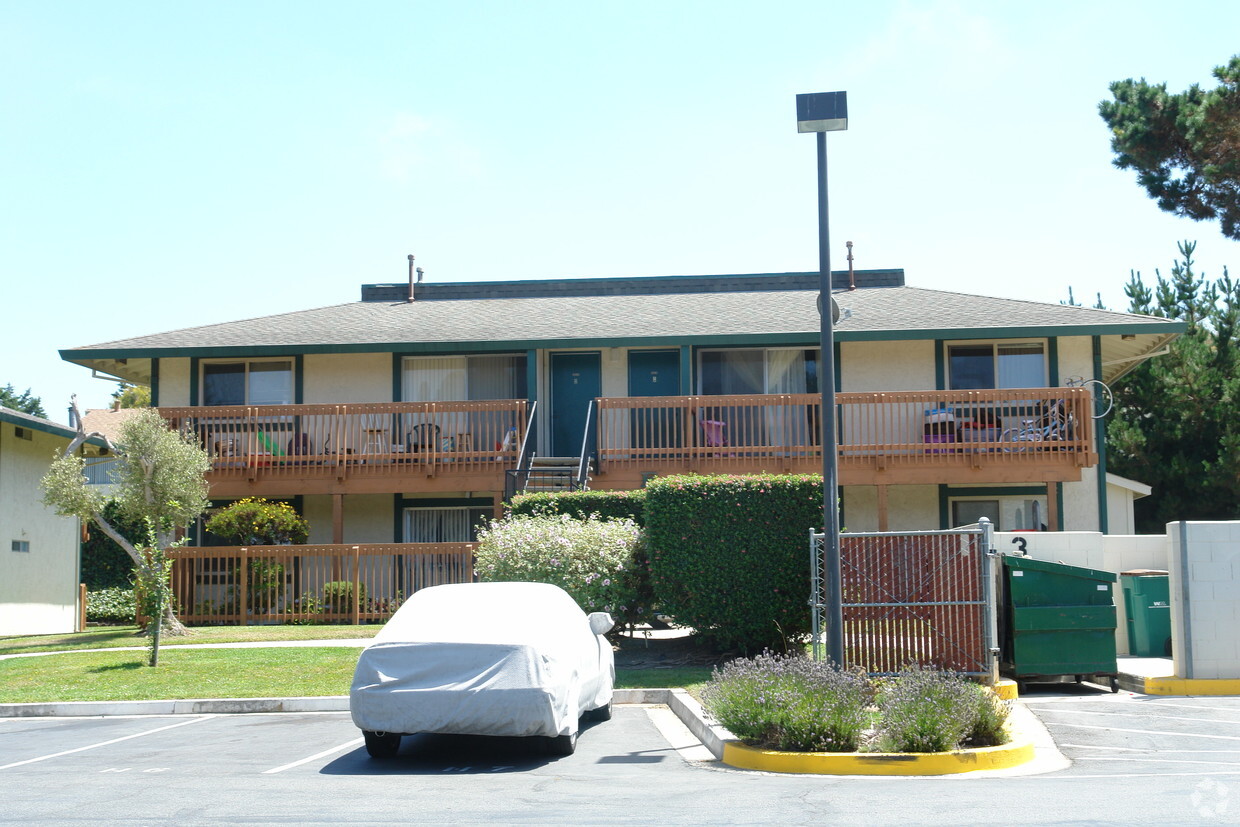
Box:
[504,401,539,502]
[576,399,596,490]
[516,399,537,471]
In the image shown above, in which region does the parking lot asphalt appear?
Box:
[4,692,1240,826]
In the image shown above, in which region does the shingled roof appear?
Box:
[61,270,1183,385]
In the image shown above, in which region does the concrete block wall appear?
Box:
[1169,522,1240,680]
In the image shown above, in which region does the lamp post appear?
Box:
[797,91,847,667]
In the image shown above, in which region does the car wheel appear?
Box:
[363,731,402,758]
[587,701,612,722]
[545,731,577,756]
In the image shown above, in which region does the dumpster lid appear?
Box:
[1120,569,1169,577]
[1003,554,1118,582]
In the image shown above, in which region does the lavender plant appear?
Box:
[875,666,1009,752]
[700,651,871,752]
[475,513,650,627]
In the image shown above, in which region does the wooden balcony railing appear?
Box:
[595,388,1096,482]
[159,401,528,482]
[165,542,476,626]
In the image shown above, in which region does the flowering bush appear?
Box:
[204,498,309,545]
[701,651,871,752]
[875,666,1010,752]
[475,513,650,627]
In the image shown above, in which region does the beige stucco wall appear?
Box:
[1054,336,1096,382]
[843,484,939,532]
[840,340,935,392]
[157,357,193,406]
[305,353,393,403]
[303,494,395,544]
[0,426,81,635]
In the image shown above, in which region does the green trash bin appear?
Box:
[1120,570,1172,657]
[1002,555,1119,692]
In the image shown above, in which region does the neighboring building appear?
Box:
[0,407,104,635]
[59,269,1183,546]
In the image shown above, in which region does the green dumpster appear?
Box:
[1001,555,1119,692]
[1120,570,1172,657]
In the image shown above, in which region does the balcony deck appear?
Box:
[160,387,1097,497]
[591,388,1097,490]
[159,400,528,498]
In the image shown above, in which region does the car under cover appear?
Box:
[349,581,614,740]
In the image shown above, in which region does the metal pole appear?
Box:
[817,131,845,667]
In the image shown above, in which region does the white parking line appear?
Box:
[0,717,213,771]
[262,738,364,774]
[1051,722,1240,742]
[1037,707,1240,726]
[1075,757,1240,767]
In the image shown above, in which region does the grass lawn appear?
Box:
[0,626,713,703]
[0,624,381,656]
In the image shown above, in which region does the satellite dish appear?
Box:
[816,294,841,324]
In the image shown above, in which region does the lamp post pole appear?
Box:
[797,91,847,667]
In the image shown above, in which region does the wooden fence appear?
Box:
[164,543,475,626]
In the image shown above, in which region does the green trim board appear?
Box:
[150,358,160,407]
[1093,336,1109,534]
[1047,337,1059,386]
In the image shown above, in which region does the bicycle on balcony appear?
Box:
[1000,377,1113,452]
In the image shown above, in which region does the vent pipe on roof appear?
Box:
[407,254,416,302]
[846,241,855,291]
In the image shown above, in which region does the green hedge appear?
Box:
[80,502,143,589]
[645,473,823,653]
[508,489,647,525]
[86,586,137,623]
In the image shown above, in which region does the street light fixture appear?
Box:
[797,91,847,667]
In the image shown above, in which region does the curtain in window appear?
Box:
[996,344,1045,389]
[467,355,525,400]
[403,508,478,542]
[402,357,467,402]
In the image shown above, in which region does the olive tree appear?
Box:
[41,399,211,662]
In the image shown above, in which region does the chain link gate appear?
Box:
[810,519,1000,681]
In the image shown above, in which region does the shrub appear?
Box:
[87,586,137,623]
[508,489,647,525]
[700,651,870,752]
[875,666,1009,752]
[475,513,650,627]
[322,581,366,615]
[644,473,822,653]
[205,498,309,545]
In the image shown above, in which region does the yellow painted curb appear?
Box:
[722,737,1035,776]
[1145,677,1240,696]
[994,680,1019,701]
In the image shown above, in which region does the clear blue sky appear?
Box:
[3,1,1238,421]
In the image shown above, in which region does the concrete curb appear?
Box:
[0,696,350,718]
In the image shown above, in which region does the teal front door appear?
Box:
[628,350,681,453]
[550,352,601,457]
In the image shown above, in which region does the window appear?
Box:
[403,507,490,542]
[401,354,527,402]
[11,540,30,553]
[697,348,820,395]
[14,426,32,441]
[948,343,1045,390]
[950,496,1046,531]
[202,360,293,406]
